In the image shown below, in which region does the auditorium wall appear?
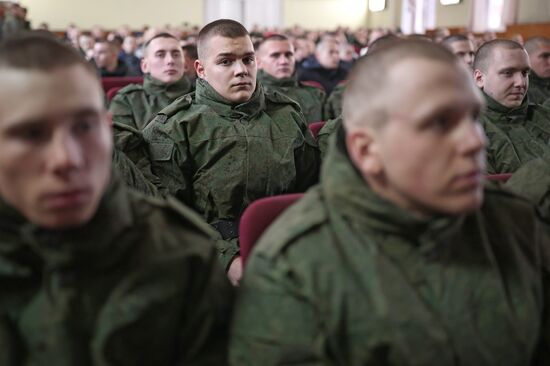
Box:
[283,0,367,29]
[19,0,203,30]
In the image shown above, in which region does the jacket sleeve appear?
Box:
[292,111,321,192]
[109,93,139,130]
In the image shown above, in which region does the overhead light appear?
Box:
[440,0,461,4]
[369,0,386,12]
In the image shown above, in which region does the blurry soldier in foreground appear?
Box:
[231,40,550,365]
[0,33,232,365]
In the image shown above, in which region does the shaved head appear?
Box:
[524,36,550,55]
[197,19,249,60]
[473,39,525,73]
[343,40,459,129]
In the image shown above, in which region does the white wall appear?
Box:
[283,0,367,29]
[20,0,203,30]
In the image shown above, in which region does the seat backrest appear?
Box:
[239,193,304,266]
[485,173,513,182]
[106,86,122,102]
[101,76,143,93]
[308,121,326,139]
[300,80,325,91]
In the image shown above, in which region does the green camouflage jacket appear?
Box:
[317,115,342,160]
[323,82,345,120]
[109,74,193,130]
[481,92,550,174]
[143,78,320,269]
[0,175,233,366]
[257,70,325,123]
[231,134,550,366]
[507,157,550,223]
[528,73,550,105]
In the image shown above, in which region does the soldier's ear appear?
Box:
[195,59,206,79]
[346,126,383,178]
[140,58,149,74]
[473,69,485,89]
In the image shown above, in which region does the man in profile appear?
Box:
[441,34,475,68]
[231,40,550,365]
[256,34,325,123]
[525,36,550,104]
[473,39,550,173]
[110,33,193,131]
[0,33,232,365]
[143,19,319,285]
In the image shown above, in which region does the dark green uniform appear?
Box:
[143,78,320,269]
[257,70,325,124]
[506,157,550,223]
[109,74,193,130]
[481,92,550,174]
[528,73,550,105]
[230,133,550,366]
[112,148,158,196]
[317,115,342,160]
[323,82,345,120]
[0,175,233,366]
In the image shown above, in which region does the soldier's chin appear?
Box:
[228,90,253,104]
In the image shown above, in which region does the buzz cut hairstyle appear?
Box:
[440,34,470,47]
[181,44,198,60]
[197,19,250,60]
[0,31,98,78]
[257,34,290,52]
[343,40,458,130]
[144,32,178,49]
[473,39,525,73]
[524,36,550,55]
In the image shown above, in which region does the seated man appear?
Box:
[143,20,320,284]
[474,39,550,173]
[441,34,475,68]
[110,33,193,131]
[297,36,348,94]
[230,40,550,365]
[0,33,232,365]
[525,37,550,104]
[92,39,129,77]
[256,34,325,124]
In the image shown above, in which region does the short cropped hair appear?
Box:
[474,39,524,73]
[0,31,97,77]
[440,34,469,47]
[144,32,178,49]
[181,44,198,60]
[257,34,290,52]
[343,40,457,129]
[197,19,249,60]
[524,36,550,55]
[366,34,400,55]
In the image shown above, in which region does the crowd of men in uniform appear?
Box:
[2,14,550,365]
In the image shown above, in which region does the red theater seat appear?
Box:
[106,86,122,102]
[101,76,143,93]
[485,173,512,182]
[300,80,325,91]
[239,193,303,266]
[308,121,326,139]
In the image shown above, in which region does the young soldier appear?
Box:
[110,33,194,131]
[474,39,550,173]
[525,37,550,105]
[0,33,232,365]
[142,20,320,285]
[256,34,325,123]
[231,40,550,365]
[441,34,475,68]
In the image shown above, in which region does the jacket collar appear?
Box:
[257,69,298,88]
[194,78,265,120]
[143,74,192,100]
[482,91,530,121]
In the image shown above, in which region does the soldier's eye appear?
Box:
[218,59,231,66]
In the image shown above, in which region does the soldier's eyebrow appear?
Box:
[215,52,255,58]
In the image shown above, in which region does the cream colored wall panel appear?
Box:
[435,0,472,28]
[20,0,203,30]
[517,0,550,24]
[283,0,367,29]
